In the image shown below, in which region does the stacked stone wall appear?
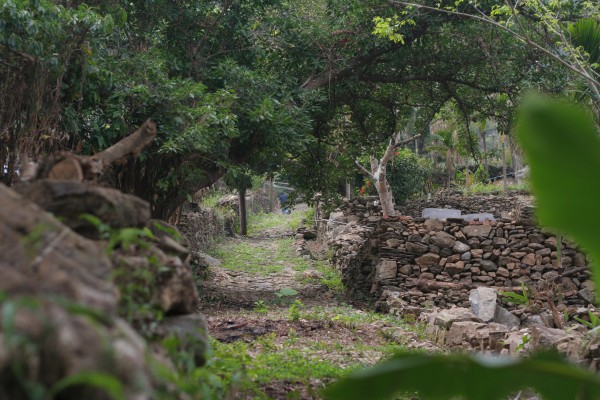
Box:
[329,195,594,314]
[400,189,532,220]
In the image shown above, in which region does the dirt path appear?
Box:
[197,216,435,399]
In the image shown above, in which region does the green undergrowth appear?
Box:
[208,241,286,275]
[201,328,414,399]
[299,305,427,339]
[460,180,530,195]
[247,209,307,235]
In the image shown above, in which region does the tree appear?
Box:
[355,109,421,217]
[427,129,458,187]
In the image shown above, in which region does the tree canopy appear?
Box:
[1,0,596,216]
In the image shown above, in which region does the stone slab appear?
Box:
[422,208,461,221]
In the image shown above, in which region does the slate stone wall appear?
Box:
[329,195,594,311]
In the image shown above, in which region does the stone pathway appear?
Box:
[198,226,335,309]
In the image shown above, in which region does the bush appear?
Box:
[387,149,432,203]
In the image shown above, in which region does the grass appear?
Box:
[208,241,285,275]
[247,209,307,235]
[460,180,530,196]
[298,305,428,340]
[203,331,407,399]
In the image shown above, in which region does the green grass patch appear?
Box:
[299,305,428,339]
[247,209,307,235]
[460,180,530,196]
[314,260,345,293]
[204,334,387,398]
[208,241,285,275]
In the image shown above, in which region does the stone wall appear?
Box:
[329,195,594,315]
[400,189,532,220]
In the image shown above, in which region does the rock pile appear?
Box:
[1,179,208,399]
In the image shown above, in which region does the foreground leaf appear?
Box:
[324,351,600,400]
[517,96,600,289]
[49,371,125,400]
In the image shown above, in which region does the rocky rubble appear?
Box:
[0,180,208,399]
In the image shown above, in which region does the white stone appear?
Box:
[469,287,498,322]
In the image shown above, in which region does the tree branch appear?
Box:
[355,160,374,180]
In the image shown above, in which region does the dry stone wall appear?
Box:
[329,195,594,315]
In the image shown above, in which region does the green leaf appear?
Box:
[324,351,600,400]
[275,288,298,297]
[49,371,125,400]
[517,95,600,290]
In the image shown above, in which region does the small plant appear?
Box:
[288,299,304,321]
[274,287,298,305]
[253,300,269,314]
[516,333,530,352]
[500,283,531,305]
[573,312,600,329]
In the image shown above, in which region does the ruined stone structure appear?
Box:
[328,193,594,317]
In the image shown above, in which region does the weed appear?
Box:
[253,300,269,314]
[274,287,298,305]
[500,283,531,306]
[288,299,304,321]
[208,241,285,275]
[573,312,600,329]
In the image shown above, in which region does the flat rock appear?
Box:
[463,225,493,238]
[405,241,429,254]
[463,213,496,222]
[422,208,461,221]
[430,231,456,249]
[494,306,520,329]
[424,218,444,231]
[453,241,471,253]
[416,253,441,267]
[434,307,478,329]
[15,179,150,238]
[479,260,498,272]
[375,260,398,281]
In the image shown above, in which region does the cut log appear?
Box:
[94,119,157,165]
[35,119,156,182]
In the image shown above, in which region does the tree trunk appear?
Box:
[239,187,247,236]
[509,136,522,181]
[268,178,274,212]
[446,148,452,187]
[501,132,508,195]
[375,175,397,217]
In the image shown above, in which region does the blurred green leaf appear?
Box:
[517,95,600,289]
[49,371,125,400]
[324,351,600,400]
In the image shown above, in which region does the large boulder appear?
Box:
[469,287,498,322]
[0,184,117,311]
[0,184,154,399]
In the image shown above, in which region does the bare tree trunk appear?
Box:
[239,187,247,236]
[268,178,274,212]
[355,109,420,218]
[501,132,508,195]
[446,148,452,187]
[509,136,522,181]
